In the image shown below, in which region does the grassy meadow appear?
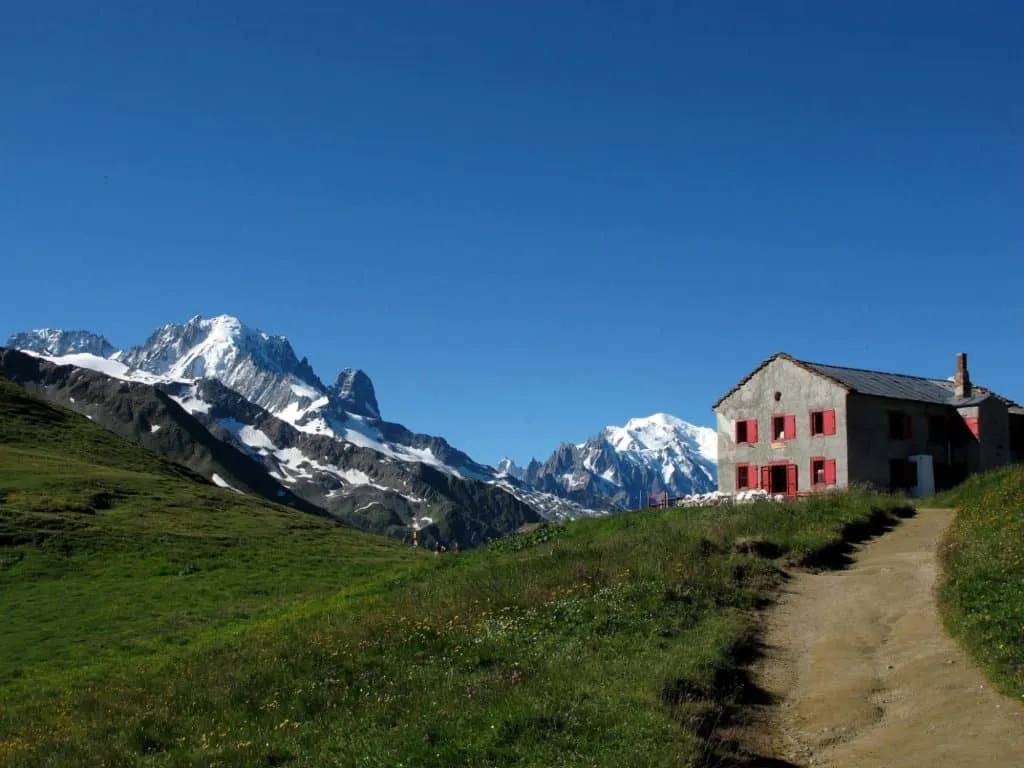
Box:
[1,377,916,767]
[936,464,1024,702]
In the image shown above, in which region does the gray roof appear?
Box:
[712,352,1021,411]
[802,360,991,406]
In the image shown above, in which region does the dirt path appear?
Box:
[743,508,1024,767]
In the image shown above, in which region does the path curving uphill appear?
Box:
[743,507,1024,767]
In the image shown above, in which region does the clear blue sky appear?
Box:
[1,2,1021,465]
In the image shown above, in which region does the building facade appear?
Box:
[713,353,1023,497]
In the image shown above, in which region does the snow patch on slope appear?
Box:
[212,474,245,494]
[17,350,139,382]
[170,386,212,415]
[495,480,609,523]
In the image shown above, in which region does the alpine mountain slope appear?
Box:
[3,315,610,548]
[5,315,717,542]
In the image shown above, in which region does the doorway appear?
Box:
[768,463,797,496]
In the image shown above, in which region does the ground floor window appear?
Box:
[736,463,756,490]
[811,457,837,486]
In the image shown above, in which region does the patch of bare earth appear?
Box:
[738,508,1024,767]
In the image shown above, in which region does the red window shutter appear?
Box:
[786,464,798,495]
[903,414,913,439]
[825,459,837,485]
[824,410,836,436]
[750,464,758,488]
[761,466,771,492]
[749,419,758,443]
[784,414,796,440]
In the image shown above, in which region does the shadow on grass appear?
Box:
[709,664,803,767]
[798,505,917,571]
[711,504,920,767]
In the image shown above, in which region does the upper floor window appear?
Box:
[888,410,912,440]
[928,415,950,443]
[810,409,837,436]
[735,419,758,444]
[771,414,796,441]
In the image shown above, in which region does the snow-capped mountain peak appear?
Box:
[4,314,694,537]
[121,314,320,385]
[110,314,335,423]
[604,412,717,464]
[7,328,118,359]
[494,457,524,479]
[511,413,718,510]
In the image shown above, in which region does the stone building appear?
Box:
[713,353,1023,496]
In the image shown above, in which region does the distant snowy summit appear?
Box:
[497,412,718,511]
[4,314,615,532]
[5,314,717,538]
[10,314,380,430]
[7,328,117,359]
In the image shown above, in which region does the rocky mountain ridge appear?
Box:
[497,413,717,510]
[5,314,717,545]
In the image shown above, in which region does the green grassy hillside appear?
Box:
[936,465,1024,701]
[1,377,915,767]
[0,379,426,705]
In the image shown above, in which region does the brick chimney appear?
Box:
[954,352,971,399]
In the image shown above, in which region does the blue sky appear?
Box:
[1,2,1021,465]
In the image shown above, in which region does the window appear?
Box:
[811,457,837,486]
[810,409,837,437]
[735,419,758,444]
[888,410,912,440]
[771,413,796,441]
[736,464,757,490]
[928,415,950,443]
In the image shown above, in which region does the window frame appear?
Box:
[735,418,758,445]
[771,413,796,442]
[888,410,912,441]
[809,408,836,437]
[735,462,757,491]
[810,456,837,487]
[811,411,825,436]
[927,414,950,444]
[811,457,826,486]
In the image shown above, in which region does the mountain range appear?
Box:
[3,315,717,547]
[497,412,717,510]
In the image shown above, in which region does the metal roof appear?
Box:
[712,352,1020,410]
[801,361,965,405]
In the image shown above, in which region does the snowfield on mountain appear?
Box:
[5,314,717,548]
